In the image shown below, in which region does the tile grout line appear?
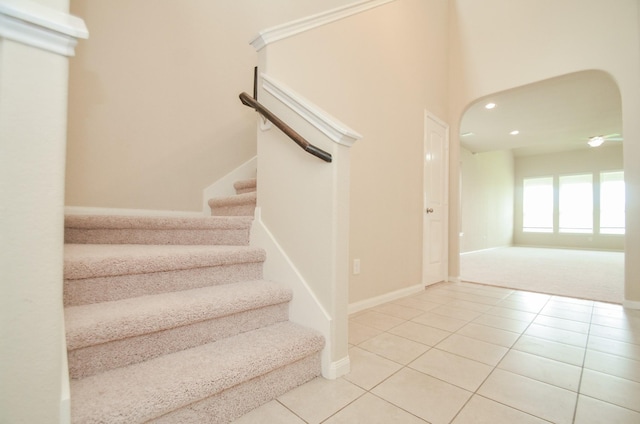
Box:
[570,301,595,423]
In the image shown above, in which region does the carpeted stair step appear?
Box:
[64,244,266,306]
[66,280,292,379]
[65,214,253,246]
[233,177,257,194]
[70,321,324,424]
[209,191,256,216]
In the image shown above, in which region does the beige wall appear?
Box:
[514,146,624,250]
[0,1,72,422]
[460,148,514,253]
[263,0,449,304]
[66,0,354,212]
[448,0,640,303]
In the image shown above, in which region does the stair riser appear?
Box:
[235,187,256,194]
[69,303,289,379]
[152,354,321,424]
[210,204,256,216]
[64,262,263,306]
[65,228,250,246]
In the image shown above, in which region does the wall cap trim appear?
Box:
[250,0,395,51]
[0,0,88,56]
[261,73,362,147]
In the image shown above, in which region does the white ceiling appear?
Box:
[459,70,623,157]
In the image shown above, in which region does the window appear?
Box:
[600,171,625,234]
[523,177,553,233]
[559,174,593,233]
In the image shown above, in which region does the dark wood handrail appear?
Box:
[239,92,332,163]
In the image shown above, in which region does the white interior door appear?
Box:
[423,111,449,286]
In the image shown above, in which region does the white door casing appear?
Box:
[423,111,449,286]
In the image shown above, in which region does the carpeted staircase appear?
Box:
[63,178,325,423]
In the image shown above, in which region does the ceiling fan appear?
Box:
[587,133,623,147]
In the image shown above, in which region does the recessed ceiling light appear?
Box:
[510,130,520,135]
[485,103,496,110]
[588,136,605,147]
[461,132,474,137]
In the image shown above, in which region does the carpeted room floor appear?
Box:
[460,247,624,304]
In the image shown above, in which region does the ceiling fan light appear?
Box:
[588,136,605,147]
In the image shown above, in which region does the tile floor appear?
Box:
[232,282,640,424]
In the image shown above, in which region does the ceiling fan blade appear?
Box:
[604,133,622,139]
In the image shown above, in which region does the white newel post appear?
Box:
[0,1,87,423]
[249,71,361,379]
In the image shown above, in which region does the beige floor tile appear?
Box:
[436,334,508,366]
[478,369,577,424]
[323,393,427,424]
[473,313,531,333]
[457,322,520,347]
[348,321,383,345]
[447,299,493,313]
[231,400,305,424]
[392,297,441,312]
[589,324,640,346]
[588,335,640,361]
[547,298,593,313]
[591,313,640,331]
[343,346,403,390]
[372,303,425,320]
[584,349,640,383]
[592,307,627,320]
[412,291,456,305]
[485,306,537,322]
[451,395,550,424]
[447,292,503,306]
[350,311,405,332]
[411,311,468,332]
[387,320,451,346]
[533,314,590,334]
[371,368,472,424]
[574,395,640,424]
[277,377,365,424]
[496,298,547,313]
[358,332,429,365]
[513,335,585,366]
[409,348,493,391]
[498,349,582,391]
[430,304,483,321]
[539,305,591,323]
[579,369,640,412]
[524,323,588,347]
[506,291,551,303]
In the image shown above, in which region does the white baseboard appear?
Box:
[65,206,204,217]
[60,396,70,424]
[624,299,640,310]
[202,156,257,214]
[448,276,461,283]
[324,355,350,380]
[348,284,424,315]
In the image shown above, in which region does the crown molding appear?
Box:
[250,0,395,51]
[0,0,88,57]
[261,73,362,147]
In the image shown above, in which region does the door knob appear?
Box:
[426,208,434,214]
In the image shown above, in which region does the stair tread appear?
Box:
[65,280,292,350]
[64,244,266,280]
[65,214,253,230]
[208,191,256,207]
[70,321,324,424]
[233,178,257,191]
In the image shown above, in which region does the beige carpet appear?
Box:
[460,247,624,304]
